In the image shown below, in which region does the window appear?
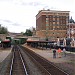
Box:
[53,22,55,25]
[46,24,49,26]
[46,18,49,21]
[46,27,49,30]
[46,20,48,22]
[46,15,49,18]
[57,22,59,24]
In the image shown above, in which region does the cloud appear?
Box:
[21,2,45,6]
[12,0,45,7]
[0,19,12,24]
[12,23,21,26]
[0,19,21,26]
[3,20,12,23]
[0,0,75,33]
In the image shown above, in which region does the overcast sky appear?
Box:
[0,0,75,33]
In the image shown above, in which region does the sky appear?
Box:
[0,0,75,33]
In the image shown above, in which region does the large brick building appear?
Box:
[36,9,69,40]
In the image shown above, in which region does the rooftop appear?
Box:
[69,17,75,23]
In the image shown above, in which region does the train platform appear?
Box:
[0,48,11,62]
[23,44,75,75]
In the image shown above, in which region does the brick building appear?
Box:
[36,9,69,40]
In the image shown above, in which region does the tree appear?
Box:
[0,25,8,34]
[23,29,33,36]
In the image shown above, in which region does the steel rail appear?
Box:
[22,47,51,75]
[9,46,28,75]
[9,50,14,75]
[20,46,70,75]
[18,46,52,75]
[18,45,51,75]
[19,49,28,75]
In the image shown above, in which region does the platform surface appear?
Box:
[23,44,75,75]
[0,48,11,62]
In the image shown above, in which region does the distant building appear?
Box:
[32,28,36,36]
[27,36,40,41]
[36,9,69,40]
[0,34,8,41]
[67,17,75,38]
[8,32,23,38]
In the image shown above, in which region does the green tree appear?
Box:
[23,29,33,36]
[0,25,8,34]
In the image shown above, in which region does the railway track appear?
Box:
[9,45,28,75]
[19,45,69,75]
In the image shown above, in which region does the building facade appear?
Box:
[67,17,75,38]
[36,9,69,40]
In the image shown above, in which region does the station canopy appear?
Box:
[2,39,10,43]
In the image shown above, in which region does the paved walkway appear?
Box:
[24,45,75,63]
[0,48,11,62]
[23,45,75,75]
